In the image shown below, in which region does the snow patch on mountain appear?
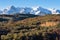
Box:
[48,8,60,14]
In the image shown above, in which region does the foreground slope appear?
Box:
[0,14,60,40]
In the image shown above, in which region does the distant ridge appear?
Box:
[0,5,60,15]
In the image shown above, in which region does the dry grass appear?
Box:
[40,21,59,27]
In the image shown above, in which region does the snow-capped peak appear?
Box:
[32,6,52,15]
[48,8,60,14]
[32,6,40,10]
[0,6,60,15]
[6,6,16,10]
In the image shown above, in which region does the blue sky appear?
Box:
[0,0,60,10]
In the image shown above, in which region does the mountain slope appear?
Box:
[0,6,60,15]
[0,10,3,14]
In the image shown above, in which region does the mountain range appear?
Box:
[0,6,60,15]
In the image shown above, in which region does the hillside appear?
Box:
[0,14,60,40]
[6,14,60,27]
[0,14,38,22]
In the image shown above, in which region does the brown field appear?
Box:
[0,14,60,40]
